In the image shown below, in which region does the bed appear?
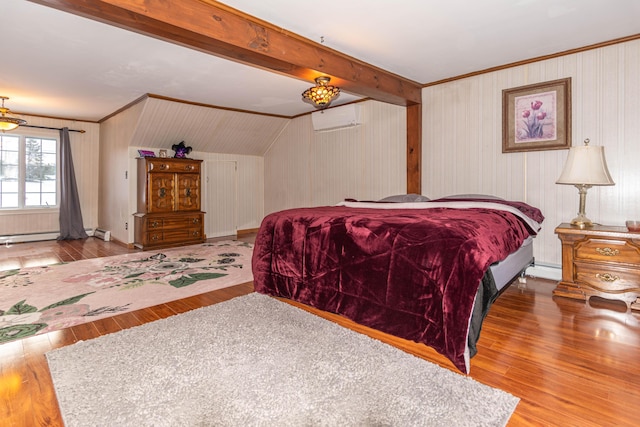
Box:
[251,195,544,373]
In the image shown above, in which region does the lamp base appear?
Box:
[568,184,595,229]
[570,214,594,228]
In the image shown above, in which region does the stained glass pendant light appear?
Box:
[302,76,340,109]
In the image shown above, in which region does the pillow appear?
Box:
[378,193,431,203]
[439,194,504,200]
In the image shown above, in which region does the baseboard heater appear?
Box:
[0,228,93,244]
[526,263,561,282]
[93,229,111,241]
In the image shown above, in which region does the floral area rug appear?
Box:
[0,240,253,344]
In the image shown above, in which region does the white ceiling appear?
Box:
[3,0,640,121]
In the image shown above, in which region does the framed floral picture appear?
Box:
[502,78,571,153]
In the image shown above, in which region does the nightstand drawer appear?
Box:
[574,261,640,294]
[575,238,640,264]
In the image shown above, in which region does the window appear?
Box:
[0,133,58,209]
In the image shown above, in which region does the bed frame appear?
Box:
[491,236,535,293]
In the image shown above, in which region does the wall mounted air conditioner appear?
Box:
[311,104,361,132]
[94,228,111,241]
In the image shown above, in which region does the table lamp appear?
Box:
[556,138,614,228]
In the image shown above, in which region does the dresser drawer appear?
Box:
[134,212,205,250]
[146,217,164,229]
[574,238,640,264]
[146,159,200,174]
[145,214,202,230]
[161,215,203,229]
[574,261,640,294]
[147,227,203,245]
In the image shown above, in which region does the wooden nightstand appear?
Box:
[554,223,640,310]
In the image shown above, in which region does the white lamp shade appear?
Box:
[556,145,615,186]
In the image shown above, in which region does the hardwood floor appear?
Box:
[1,237,639,426]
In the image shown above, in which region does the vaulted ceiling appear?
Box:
[4,0,640,121]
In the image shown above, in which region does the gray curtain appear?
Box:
[57,127,88,240]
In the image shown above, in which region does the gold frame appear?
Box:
[502,78,571,153]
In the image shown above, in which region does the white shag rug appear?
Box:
[46,293,519,426]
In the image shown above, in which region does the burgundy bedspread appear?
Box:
[252,204,538,373]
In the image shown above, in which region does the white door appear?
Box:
[205,160,237,238]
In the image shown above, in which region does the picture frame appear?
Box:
[502,77,571,153]
[138,149,156,158]
[159,149,168,158]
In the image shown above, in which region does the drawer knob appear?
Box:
[595,247,619,256]
[151,235,159,241]
[192,231,200,236]
[150,221,159,228]
[595,273,620,282]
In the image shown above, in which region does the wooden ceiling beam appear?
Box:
[28,0,423,194]
[27,0,422,106]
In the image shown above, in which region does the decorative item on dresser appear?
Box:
[134,157,205,250]
[554,223,640,310]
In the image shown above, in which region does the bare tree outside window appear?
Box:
[25,137,57,207]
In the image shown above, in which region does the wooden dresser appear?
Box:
[134,157,205,250]
[554,223,640,310]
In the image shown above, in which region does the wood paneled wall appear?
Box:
[423,38,640,269]
[130,97,289,156]
[263,100,407,215]
[0,116,99,237]
[198,152,264,235]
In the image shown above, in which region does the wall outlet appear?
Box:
[125,222,128,230]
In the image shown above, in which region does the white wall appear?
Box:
[99,102,146,244]
[423,38,640,268]
[200,152,263,232]
[0,116,99,239]
[263,100,407,215]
